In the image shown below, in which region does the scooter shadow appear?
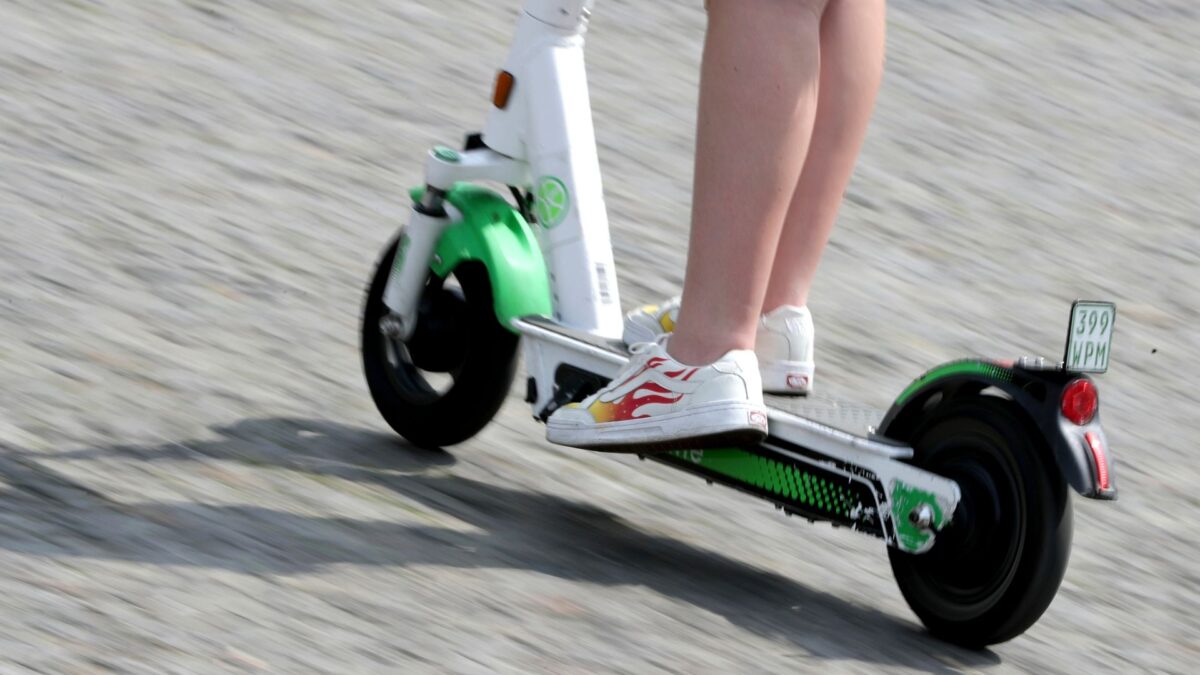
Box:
[1,417,1001,671]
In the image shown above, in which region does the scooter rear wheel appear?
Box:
[888,397,1073,648]
[361,239,518,449]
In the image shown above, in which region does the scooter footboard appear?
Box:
[652,429,960,554]
[514,316,961,553]
[654,445,887,538]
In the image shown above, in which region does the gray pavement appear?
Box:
[1,0,1197,672]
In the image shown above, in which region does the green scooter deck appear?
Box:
[517,316,939,548]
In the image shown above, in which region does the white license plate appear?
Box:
[1065,301,1116,373]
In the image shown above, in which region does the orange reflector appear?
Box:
[493,71,515,109]
[1085,431,1110,490]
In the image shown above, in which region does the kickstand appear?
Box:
[536,368,608,422]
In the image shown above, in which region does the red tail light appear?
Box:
[1085,431,1110,490]
[1061,378,1098,425]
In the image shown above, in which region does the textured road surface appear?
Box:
[2,0,1198,672]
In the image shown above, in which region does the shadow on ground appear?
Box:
[0,418,999,671]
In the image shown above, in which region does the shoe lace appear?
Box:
[579,339,664,408]
[627,341,655,356]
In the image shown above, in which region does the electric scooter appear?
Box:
[360,0,1118,648]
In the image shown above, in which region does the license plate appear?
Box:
[1064,301,1116,373]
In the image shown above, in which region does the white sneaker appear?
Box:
[755,305,816,395]
[623,299,816,395]
[546,340,768,452]
[622,299,681,346]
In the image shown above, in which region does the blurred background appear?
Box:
[0,0,1197,671]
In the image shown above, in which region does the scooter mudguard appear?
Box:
[410,184,553,331]
[878,359,1116,500]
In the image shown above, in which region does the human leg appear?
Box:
[548,0,831,450]
[761,0,887,312]
[667,0,829,367]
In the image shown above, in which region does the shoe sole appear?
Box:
[547,401,768,454]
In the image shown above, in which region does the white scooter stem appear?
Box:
[483,0,623,338]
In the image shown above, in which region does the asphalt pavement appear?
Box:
[1,0,1197,672]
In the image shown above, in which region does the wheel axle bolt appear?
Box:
[379,315,404,339]
[910,504,935,530]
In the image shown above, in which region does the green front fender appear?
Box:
[410,184,552,331]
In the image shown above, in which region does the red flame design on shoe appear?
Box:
[611,356,668,390]
[587,381,683,422]
[664,366,700,380]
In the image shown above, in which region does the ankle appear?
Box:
[761,302,808,317]
[666,332,754,366]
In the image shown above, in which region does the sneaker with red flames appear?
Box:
[546,340,768,452]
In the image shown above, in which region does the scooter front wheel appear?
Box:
[361,240,518,449]
[888,397,1073,648]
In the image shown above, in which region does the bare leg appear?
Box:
[668,0,828,366]
[762,0,887,312]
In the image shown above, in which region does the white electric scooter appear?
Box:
[360,0,1118,647]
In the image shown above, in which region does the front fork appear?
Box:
[380,189,449,340]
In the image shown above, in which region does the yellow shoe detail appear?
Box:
[587,399,619,423]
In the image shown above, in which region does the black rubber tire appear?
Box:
[888,397,1073,648]
[361,240,519,449]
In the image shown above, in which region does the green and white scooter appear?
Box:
[359,0,1118,648]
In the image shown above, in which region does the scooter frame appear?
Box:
[377,0,1116,556]
[383,0,622,342]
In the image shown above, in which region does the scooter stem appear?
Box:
[483,0,623,338]
[524,0,595,31]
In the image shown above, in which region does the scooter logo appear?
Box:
[535,176,570,228]
[786,373,810,390]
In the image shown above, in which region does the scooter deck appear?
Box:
[517,315,884,437]
[515,316,957,552]
[765,393,883,438]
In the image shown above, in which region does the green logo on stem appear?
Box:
[535,176,570,228]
